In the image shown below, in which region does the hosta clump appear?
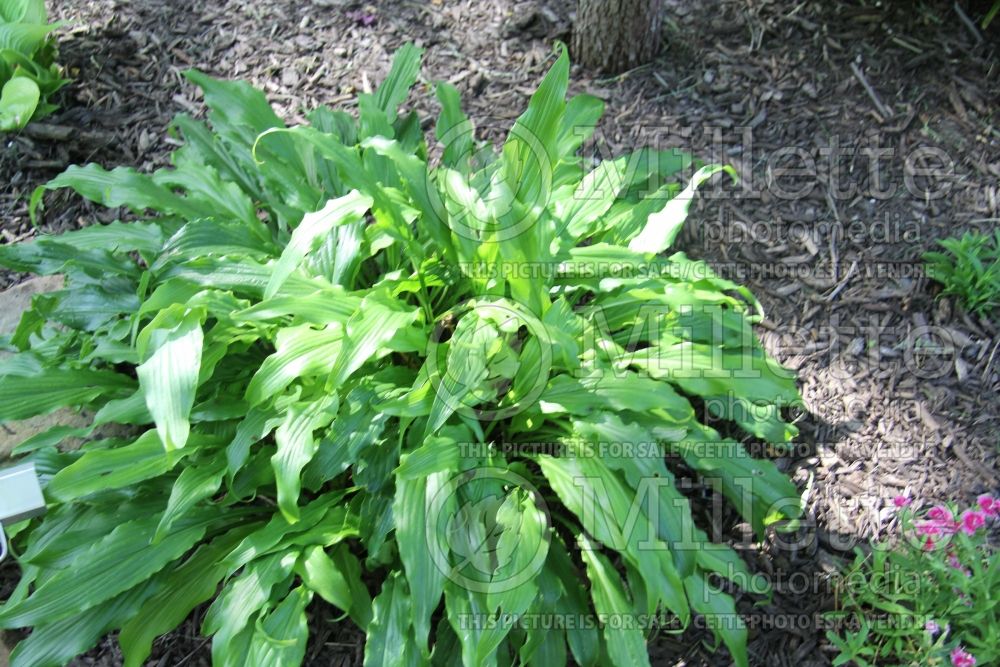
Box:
[0,0,68,130]
[0,44,802,667]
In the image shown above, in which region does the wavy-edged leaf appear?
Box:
[245,323,343,406]
[0,511,213,628]
[628,165,736,254]
[244,586,313,666]
[9,583,154,667]
[271,392,338,523]
[153,457,227,542]
[136,307,205,450]
[265,190,373,298]
[46,430,181,502]
[119,526,253,667]
[203,550,298,660]
[0,365,134,421]
[393,472,447,656]
[364,571,417,667]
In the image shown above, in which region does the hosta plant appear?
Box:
[0,0,68,131]
[0,44,802,667]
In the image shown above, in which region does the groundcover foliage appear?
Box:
[0,0,68,130]
[0,44,802,667]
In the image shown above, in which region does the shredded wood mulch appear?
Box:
[1,0,998,665]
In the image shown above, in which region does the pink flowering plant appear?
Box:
[827,494,999,666]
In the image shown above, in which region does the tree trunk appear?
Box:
[572,0,663,73]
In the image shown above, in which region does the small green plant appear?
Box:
[0,44,802,666]
[826,616,876,667]
[828,495,1000,667]
[0,0,68,131]
[984,1,1000,28]
[923,230,1000,317]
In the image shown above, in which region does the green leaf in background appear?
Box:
[0,75,38,130]
[0,364,134,421]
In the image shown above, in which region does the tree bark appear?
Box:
[572,0,663,73]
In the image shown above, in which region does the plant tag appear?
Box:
[0,462,46,526]
[0,462,46,563]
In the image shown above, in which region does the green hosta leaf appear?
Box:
[46,430,180,502]
[365,572,418,667]
[0,21,56,61]
[1,0,48,23]
[635,341,798,405]
[684,574,748,667]
[476,489,549,659]
[0,364,134,421]
[373,42,424,124]
[203,551,298,660]
[580,537,651,667]
[547,536,600,667]
[271,392,338,523]
[295,545,353,614]
[628,165,736,254]
[537,450,689,622]
[136,306,206,450]
[0,511,213,628]
[37,163,208,220]
[245,586,313,666]
[235,288,360,325]
[394,472,446,656]
[265,190,373,298]
[328,289,420,388]
[9,584,154,667]
[222,490,352,570]
[0,75,39,130]
[246,323,343,406]
[395,435,459,479]
[435,82,473,169]
[425,311,493,437]
[154,218,275,270]
[153,458,227,542]
[119,526,252,667]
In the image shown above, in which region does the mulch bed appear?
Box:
[2,0,999,665]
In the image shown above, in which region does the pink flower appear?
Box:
[893,495,912,508]
[947,553,963,569]
[951,646,976,667]
[977,494,998,517]
[917,520,951,537]
[925,619,941,635]
[959,510,986,535]
[922,536,936,551]
[928,505,953,521]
